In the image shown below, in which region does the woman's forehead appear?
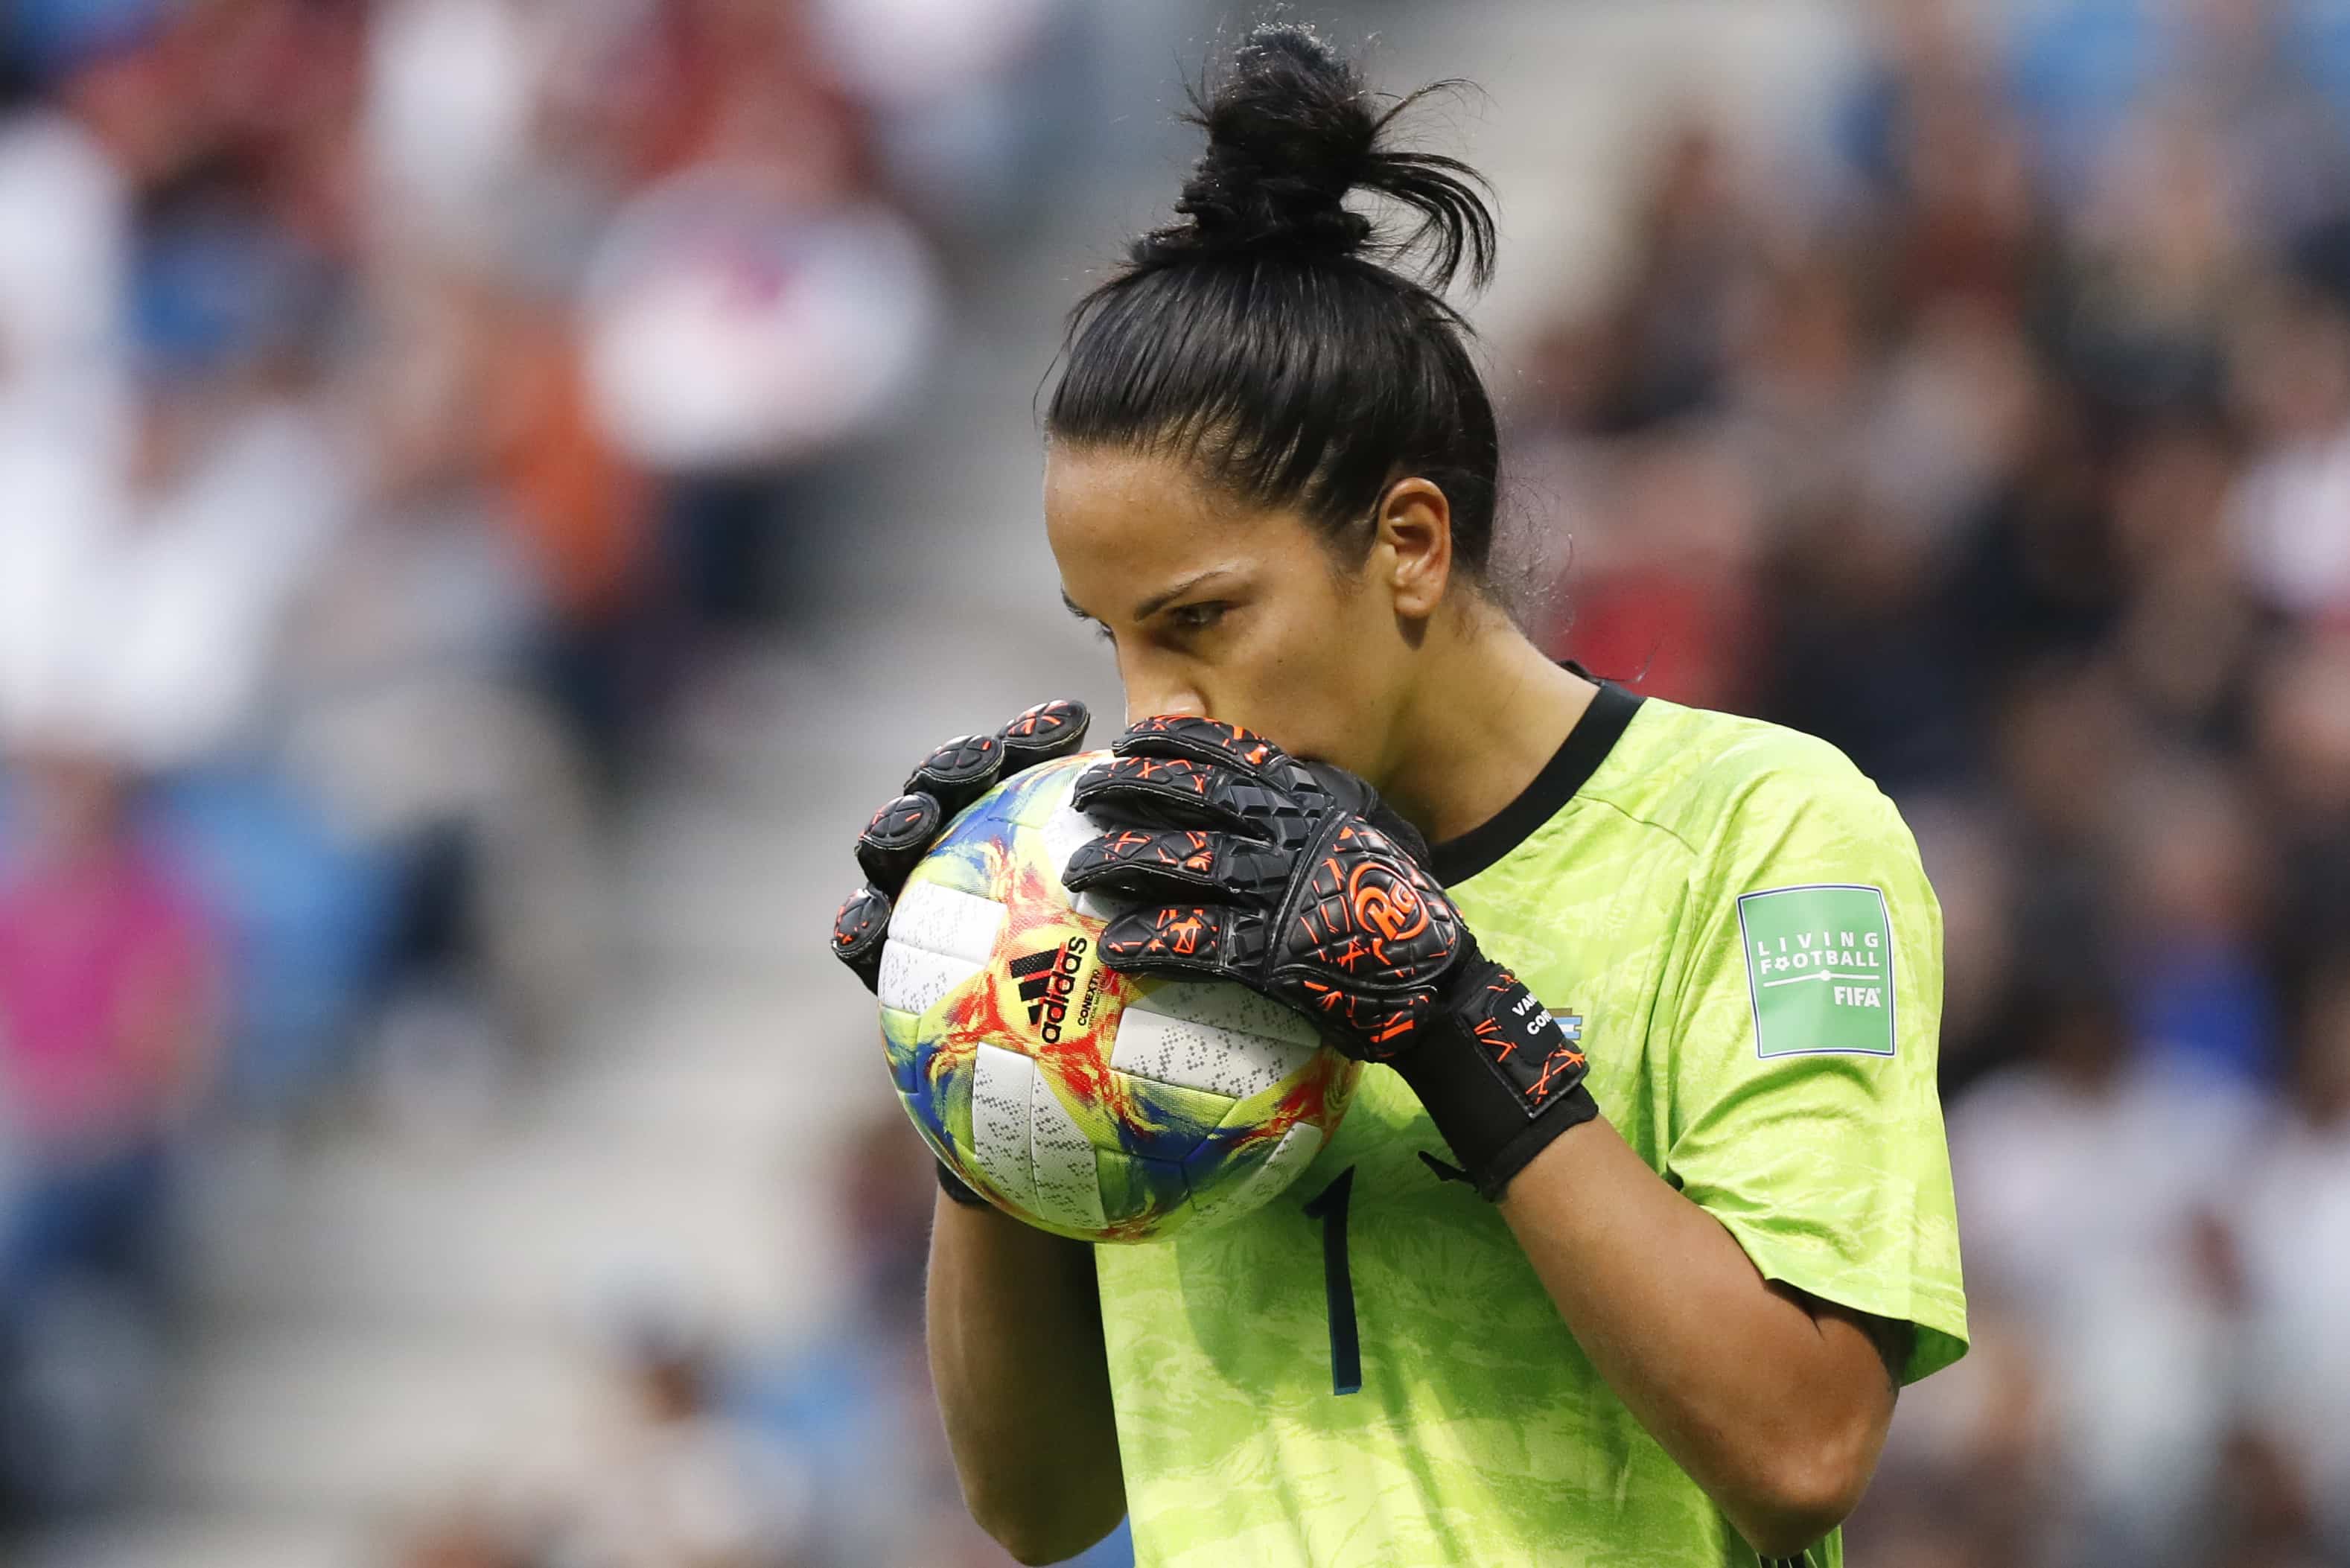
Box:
[1045,448,1269,599]
[1045,446,1217,532]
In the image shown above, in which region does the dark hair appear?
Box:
[1046,23,1504,579]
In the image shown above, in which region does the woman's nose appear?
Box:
[1122,683,1208,728]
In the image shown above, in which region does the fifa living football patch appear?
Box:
[1736,885,1897,1058]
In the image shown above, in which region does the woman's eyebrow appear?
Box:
[1131,568,1239,622]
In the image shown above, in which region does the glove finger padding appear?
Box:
[856,792,945,894]
[1098,904,1270,979]
[1072,755,1305,836]
[904,733,1007,818]
[1061,826,1293,904]
[999,698,1092,770]
[832,884,894,993]
[1111,714,1294,777]
[833,698,1092,989]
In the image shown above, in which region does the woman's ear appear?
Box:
[1378,477,1454,619]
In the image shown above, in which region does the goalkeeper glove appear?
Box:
[1063,715,1597,1200]
[832,698,1093,1205]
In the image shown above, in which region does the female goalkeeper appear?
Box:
[832,25,1965,1568]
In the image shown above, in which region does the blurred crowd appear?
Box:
[5,0,2349,1564]
[390,1111,1127,1568]
[0,0,1088,1560]
[1523,1,2350,1564]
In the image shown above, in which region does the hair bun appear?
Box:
[1169,25,1378,258]
[1139,24,1496,296]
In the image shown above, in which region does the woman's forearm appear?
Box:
[1498,1119,1897,1558]
[927,1196,1127,1565]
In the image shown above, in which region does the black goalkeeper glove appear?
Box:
[831,698,1093,1205]
[1062,716,1598,1201]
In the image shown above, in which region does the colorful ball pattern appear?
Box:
[876,752,1359,1243]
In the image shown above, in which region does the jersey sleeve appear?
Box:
[1659,753,1968,1384]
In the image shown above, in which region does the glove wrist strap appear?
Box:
[1389,962,1600,1201]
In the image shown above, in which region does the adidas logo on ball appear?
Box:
[1007,937,1089,1042]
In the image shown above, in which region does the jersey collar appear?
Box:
[1427,665,1644,886]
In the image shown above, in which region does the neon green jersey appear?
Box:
[1093,686,1969,1567]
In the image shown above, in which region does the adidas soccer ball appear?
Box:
[876,751,1359,1243]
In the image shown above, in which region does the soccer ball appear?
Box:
[876,752,1358,1243]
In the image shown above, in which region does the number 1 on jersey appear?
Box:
[1302,1167,1361,1396]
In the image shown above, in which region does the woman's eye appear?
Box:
[1092,622,1116,645]
[1167,602,1229,633]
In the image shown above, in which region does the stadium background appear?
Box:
[0,0,2344,1564]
